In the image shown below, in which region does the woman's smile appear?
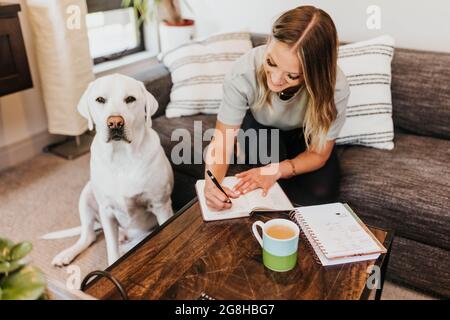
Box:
[267,72,287,92]
[264,39,303,93]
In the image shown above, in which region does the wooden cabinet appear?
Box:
[0,3,33,96]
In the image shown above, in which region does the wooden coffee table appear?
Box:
[83,198,393,300]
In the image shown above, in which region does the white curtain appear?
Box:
[26,0,94,136]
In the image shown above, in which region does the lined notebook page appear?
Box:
[294,210,381,266]
[245,182,293,211]
[296,203,383,259]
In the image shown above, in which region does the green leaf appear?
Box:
[0,287,2,299]
[1,266,46,300]
[0,261,23,274]
[9,242,32,261]
[0,239,13,261]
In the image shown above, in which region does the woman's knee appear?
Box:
[279,176,339,206]
[302,182,339,205]
[285,168,340,206]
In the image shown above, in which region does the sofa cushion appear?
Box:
[250,33,268,47]
[153,115,251,179]
[159,32,253,118]
[338,133,450,250]
[336,35,395,150]
[391,48,450,140]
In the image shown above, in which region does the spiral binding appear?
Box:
[198,292,216,300]
[288,209,322,265]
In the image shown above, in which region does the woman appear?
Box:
[204,6,350,211]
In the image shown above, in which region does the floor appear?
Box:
[0,152,437,300]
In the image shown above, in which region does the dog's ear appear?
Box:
[139,81,158,127]
[77,81,95,131]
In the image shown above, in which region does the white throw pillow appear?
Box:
[336,35,395,150]
[159,32,253,118]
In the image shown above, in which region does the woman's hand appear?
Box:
[204,180,240,211]
[233,164,282,196]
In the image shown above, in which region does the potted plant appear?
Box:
[0,238,46,300]
[122,0,195,52]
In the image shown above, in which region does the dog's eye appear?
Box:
[96,97,106,104]
[125,96,136,104]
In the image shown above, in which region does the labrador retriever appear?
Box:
[49,74,174,266]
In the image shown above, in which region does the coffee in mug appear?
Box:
[266,225,296,239]
[252,218,300,272]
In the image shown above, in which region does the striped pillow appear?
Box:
[159,32,253,118]
[336,35,395,150]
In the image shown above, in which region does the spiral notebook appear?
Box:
[289,203,386,266]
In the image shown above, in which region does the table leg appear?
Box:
[375,238,393,300]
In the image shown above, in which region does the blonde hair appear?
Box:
[255,6,338,151]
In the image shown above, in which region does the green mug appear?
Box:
[252,219,300,272]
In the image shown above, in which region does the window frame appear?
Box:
[86,0,146,65]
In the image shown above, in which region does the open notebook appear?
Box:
[195,177,294,221]
[290,203,387,266]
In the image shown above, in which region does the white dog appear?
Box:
[48,74,174,267]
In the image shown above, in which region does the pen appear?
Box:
[206,170,232,204]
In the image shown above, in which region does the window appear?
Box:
[86,0,145,64]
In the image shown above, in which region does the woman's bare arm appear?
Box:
[203,120,241,210]
[280,140,335,178]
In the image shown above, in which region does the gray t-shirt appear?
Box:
[217,45,350,140]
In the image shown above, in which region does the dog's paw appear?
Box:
[52,250,75,267]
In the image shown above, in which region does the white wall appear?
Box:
[187,0,450,52]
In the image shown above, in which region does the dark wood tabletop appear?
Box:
[84,198,393,300]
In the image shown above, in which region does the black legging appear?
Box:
[238,111,340,206]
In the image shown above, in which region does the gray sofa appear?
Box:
[135,34,450,298]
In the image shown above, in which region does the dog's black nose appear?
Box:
[107,116,125,129]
